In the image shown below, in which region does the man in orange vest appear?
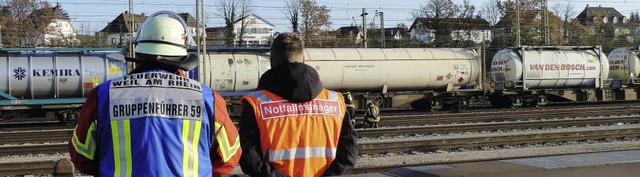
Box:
[239,32,358,177]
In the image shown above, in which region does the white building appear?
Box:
[234,14,275,46]
[99,11,146,47]
[409,18,492,45]
[99,12,197,47]
[36,4,79,47]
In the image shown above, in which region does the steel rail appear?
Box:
[351,149,635,174]
[358,116,640,137]
[375,108,639,127]
[358,127,640,154]
[0,143,69,157]
[0,129,73,145]
[0,160,58,176]
[2,116,638,145]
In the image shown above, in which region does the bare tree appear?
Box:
[300,0,331,46]
[411,0,459,18]
[76,22,107,47]
[0,0,53,47]
[480,0,501,26]
[457,0,475,18]
[495,0,565,46]
[214,0,254,46]
[412,0,481,47]
[551,1,575,43]
[282,0,300,33]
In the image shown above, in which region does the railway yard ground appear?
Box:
[2,101,640,176]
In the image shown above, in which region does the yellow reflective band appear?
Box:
[192,120,202,177]
[111,121,122,177]
[182,120,190,177]
[111,120,132,177]
[72,121,97,160]
[214,122,240,162]
[182,120,201,177]
[214,121,221,133]
[123,120,132,177]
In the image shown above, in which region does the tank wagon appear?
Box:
[490,46,610,107]
[606,47,640,100]
[0,48,128,122]
[190,47,484,112]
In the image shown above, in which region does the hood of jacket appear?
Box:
[257,62,323,103]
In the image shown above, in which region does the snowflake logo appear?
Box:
[13,67,26,80]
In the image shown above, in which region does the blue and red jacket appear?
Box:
[69,69,241,177]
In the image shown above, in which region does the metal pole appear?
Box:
[201,0,206,53]
[544,0,549,45]
[196,0,205,81]
[516,0,521,47]
[129,0,134,57]
[362,8,367,48]
[380,12,384,48]
[0,26,3,48]
[201,0,206,81]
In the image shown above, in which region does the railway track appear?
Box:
[0,129,72,145]
[2,102,640,176]
[4,115,639,146]
[0,143,69,157]
[358,126,640,154]
[358,115,640,137]
[0,121,72,132]
[374,105,640,127]
[3,125,639,176]
[350,149,637,174]
[0,160,59,176]
[3,124,639,157]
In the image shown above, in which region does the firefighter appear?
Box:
[68,11,241,176]
[363,101,381,128]
[239,32,358,177]
[344,92,356,125]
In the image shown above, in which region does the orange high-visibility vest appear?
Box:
[241,89,346,177]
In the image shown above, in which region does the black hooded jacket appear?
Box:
[239,62,358,177]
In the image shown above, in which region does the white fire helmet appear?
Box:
[133,11,198,70]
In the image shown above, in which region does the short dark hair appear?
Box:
[270,32,304,64]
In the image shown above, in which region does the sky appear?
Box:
[49,0,640,34]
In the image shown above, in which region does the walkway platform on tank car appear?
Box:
[343,150,640,177]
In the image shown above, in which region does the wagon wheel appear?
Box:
[454,98,468,111]
[428,99,442,112]
[534,95,547,107]
[510,96,523,108]
[374,95,384,107]
[57,110,79,125]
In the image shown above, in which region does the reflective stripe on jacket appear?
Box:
[344,93,355,108]
[241,89,346,177]
[92,71,227,177]
[365,106,380,122]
